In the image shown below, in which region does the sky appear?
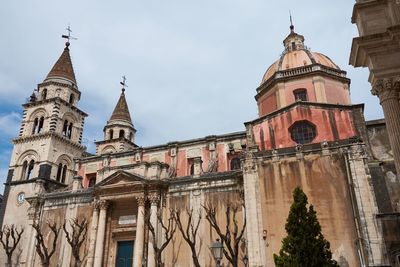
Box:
[0,0,382,193]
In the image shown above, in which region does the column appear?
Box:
[93,200,109,267]
[147,194,159,267]
[87,201,100,267]
[133,195,146,267]
[372,77,400,174]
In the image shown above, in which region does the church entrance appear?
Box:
[116,240,134,267]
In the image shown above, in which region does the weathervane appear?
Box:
[62,25,77,46]
[120,75,128,92]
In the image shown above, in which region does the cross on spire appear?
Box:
[120,75,128,92]
[61,25,77,47]
[289,10,294,32]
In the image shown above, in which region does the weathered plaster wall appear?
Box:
[258,153,360,267]
[252,105,358,150]
[164,188,245,267]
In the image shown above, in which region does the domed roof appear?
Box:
[261,27,341,85]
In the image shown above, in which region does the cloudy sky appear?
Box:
[0,0,382,193]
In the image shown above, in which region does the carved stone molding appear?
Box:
[371,77,400,102]
[98,199,110,210]
[136,194,146,206]
[27,198,44,222]
[93,200,101,211]
[148,192,160,205]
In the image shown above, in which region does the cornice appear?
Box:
[244,101,364,125]
[38,80,81,96]
[22,97,88,117]
[13,132,86,150]
[256,64,349,100]
[78,131,246,164]
[351,0,389,23]
[95,137,138,147]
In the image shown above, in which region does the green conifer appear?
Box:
[274,187,339,267]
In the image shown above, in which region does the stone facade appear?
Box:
[1,24,399,267]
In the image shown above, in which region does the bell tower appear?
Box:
[95,80,137,155]
[0,33,87,241]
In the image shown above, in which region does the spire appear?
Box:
[289,11,294,33]
[46,26,77,84]
[109,85,132,124]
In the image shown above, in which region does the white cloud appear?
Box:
[0,112,21,137]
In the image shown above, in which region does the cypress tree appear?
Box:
[274,187,339,267]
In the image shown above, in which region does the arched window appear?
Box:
[293,89,308,102]
[290,121,316,144]
[21,160,28,180]
[56,163,63,182]
[32,118,39,134]
[109,129,114,140]
[26,160,35,180]
[119,130,125,138]
[129,132,133,141]
[69,94,74,104]
[42,89,47,100]
[67,123,73,139]
[63,120,69,136]
[37,117,44,133]
[230,158,241,170]
[61,165,67,184]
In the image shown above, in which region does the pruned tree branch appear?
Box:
[203,202,246,267]
[173,208,202,267]
[147,209,177,267]
[0,224,24,267]
[32,220,60,267]
[63,218,88,267]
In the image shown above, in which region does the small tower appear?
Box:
[96,82,137,155]
[0,33,87,236]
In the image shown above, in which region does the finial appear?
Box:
[289,10,294,32]
[120,75,128,92]
[29,89,37,102]
[61,24,77,47]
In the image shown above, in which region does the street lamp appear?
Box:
[211,238,223,267]
[242,255,249,267]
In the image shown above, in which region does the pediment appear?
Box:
[96,170,147,188]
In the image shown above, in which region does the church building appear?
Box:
[0,23,399,267]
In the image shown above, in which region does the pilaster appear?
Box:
[243,147,265,267]
[87,201,100,267]
[347,144,389,266]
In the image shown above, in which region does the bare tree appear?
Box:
[32,221,60,267]
[0,225,24,267]
[203,202,246,267]
[173,209,202,267]
[63,218,88,267]
[147,209,177,267]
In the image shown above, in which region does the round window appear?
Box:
[290,121,316,144]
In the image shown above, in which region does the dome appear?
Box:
[260,29,341,85]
